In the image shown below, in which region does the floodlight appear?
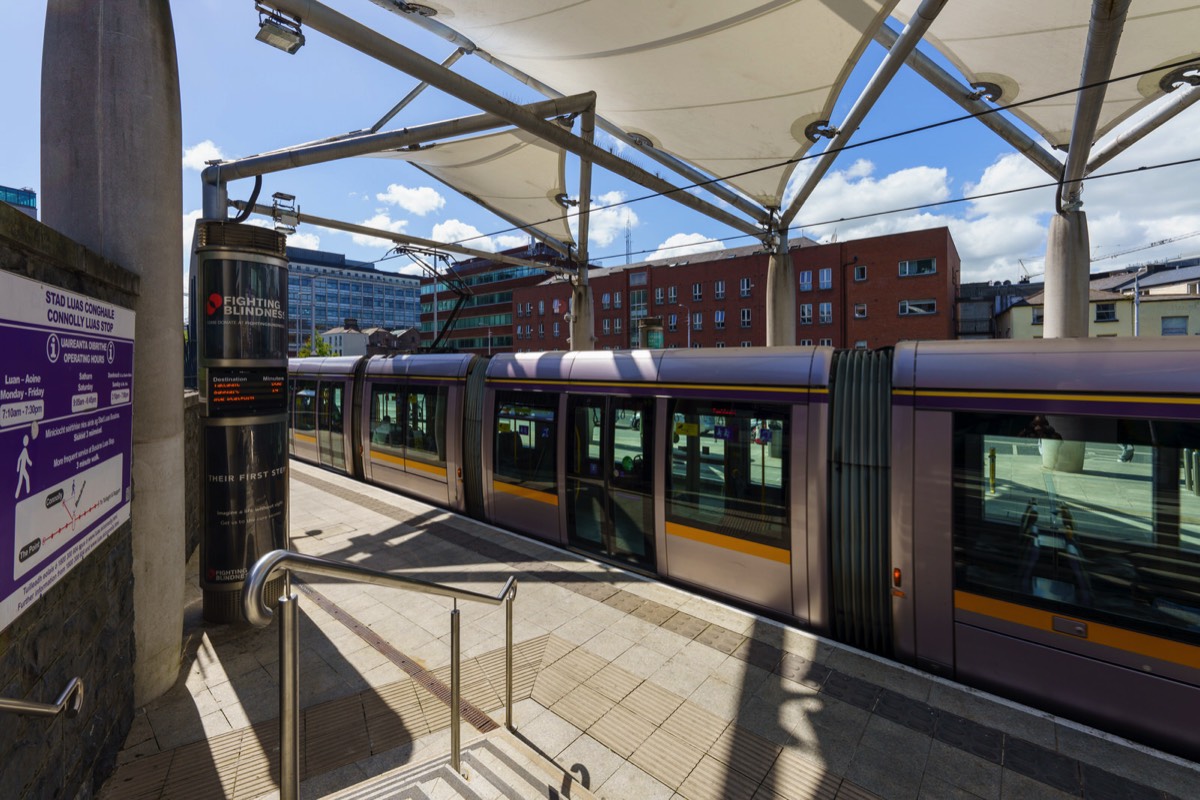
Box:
[255,7,305,54]
[271,192,299,233]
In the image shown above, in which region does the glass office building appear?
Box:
[286,247,420,355]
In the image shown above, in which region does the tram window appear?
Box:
[292,380,317,431]
[666,399,788,545]
[407,385,448,464]
[370,383,402,446]
[495,391,557,491]
[318,382,344,433]
[953,412,1200,645]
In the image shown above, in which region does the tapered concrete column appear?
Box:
[1042,211,1091,338]
[765,238,795,346]
[569,278,595,351]
[42,0,184,706]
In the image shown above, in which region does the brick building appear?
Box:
[511,227,960,351]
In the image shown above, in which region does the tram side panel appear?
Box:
[903,338,1200,761]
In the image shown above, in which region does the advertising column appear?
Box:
[0,272,134,633]
[194,223,289,622]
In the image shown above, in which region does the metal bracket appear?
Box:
[1160,65,1200,91]
[967,81,1003,102]
[804,120,840,142]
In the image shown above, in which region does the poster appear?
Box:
[0,271,134,633]
[201,418,288,589]
[201,258,287,361]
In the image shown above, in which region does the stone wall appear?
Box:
[0,203,140,798]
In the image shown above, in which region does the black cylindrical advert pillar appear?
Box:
[193,222,289,622]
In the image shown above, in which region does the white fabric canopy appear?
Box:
[371,128,574,246]
[407,0,897,207]
[892,0,1200,148]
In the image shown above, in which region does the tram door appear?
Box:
[317,381,345,469]
[567,395,655,571]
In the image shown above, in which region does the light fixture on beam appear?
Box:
[255,5,305,54]
[271,192,299,233]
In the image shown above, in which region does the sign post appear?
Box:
[0,271,134,633]
[193,223,289,622]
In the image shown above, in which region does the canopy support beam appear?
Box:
[369,47,468,134]
[1045,0,1130,338]
[261,0,762,237]
[1087,83,1200,174]
[781,0,947,227]
[231,201,574,276]
[873,23,1063,180]
[765,225,794,346]
[201,93,595,218]
[570,107,597,350]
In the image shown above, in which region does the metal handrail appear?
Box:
[0,677,84,719]
[242,549,518,800]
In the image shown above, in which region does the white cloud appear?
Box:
[648,233,722,262]
[495,234,533,251]
[350,213,408,247]
[182,140,223,171]
[376,184,445,215]
[571,190,639,249]
[285,231,321,250]
[431,219,496,251]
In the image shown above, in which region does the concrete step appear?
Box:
[322,729,597,800]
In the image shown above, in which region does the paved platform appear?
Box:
[101,460,1200,799]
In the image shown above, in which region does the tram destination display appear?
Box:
[0,271,134,633]
[208,368,287,416]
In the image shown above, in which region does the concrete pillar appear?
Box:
[765,238,795,346]
[42,0,184,706]
[1042,210,1091,338]
[569,277,595,351]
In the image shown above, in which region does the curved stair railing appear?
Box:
[243,549,518,800]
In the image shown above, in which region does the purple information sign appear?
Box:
[0,272,134,633]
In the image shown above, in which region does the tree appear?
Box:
[298,332,333,357]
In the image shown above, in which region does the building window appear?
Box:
[692,312,702,330]
[517,305,523,318]
[819,338,833,346]
[692,283,702,302]
[630,271,647,286]
[553,298,562,314]
[899,299,937,316]
[854,303,867,319]
[819,302,833,324]
[739,277,752,297]
[854,340,868,349]
[515,326,523,340]
[655,287,664,306]
[1095,303,1117,323]
[1031,308,1044,325]
[740,341,752,348]
[800,338,813,346]
[714,309,726,329]
[602,292,611,310]
[538,300,545,316]
[800,303,813,325]
[899,258,936,277]
[668,286,678,304]
[525,324,532,338]
[526,302,533,316]
[615,317,622,333]
[691,341,701,349]
[538,323,544,338]
[615,291,622,309]
[553,322,561,337]
[799,270,813,292]
[715,280,726,300]
[740,308,752,328]
[854,264,867,282]
[668,313,678,332]
[819,268,832,290]
[1162,316,1188,336]
[716,341,726,348]
[603,319,611,335]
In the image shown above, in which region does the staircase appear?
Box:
[325,729,598,800]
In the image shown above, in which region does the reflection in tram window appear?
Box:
[291,380,316,432]
[317,382,345,470]
[495,391,557,493]
[666,399,788,545]
[407,384,447,465]
[370,384,401,445]
[954,413,1200,644]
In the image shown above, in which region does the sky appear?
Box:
[4,1,1200,292]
